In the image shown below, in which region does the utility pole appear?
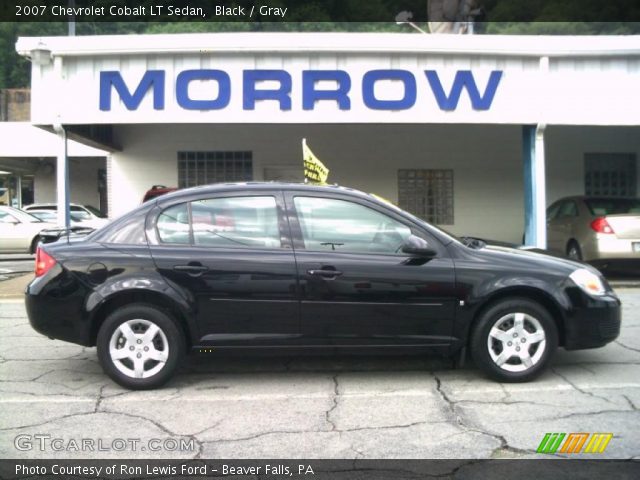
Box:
[68,0,76,36]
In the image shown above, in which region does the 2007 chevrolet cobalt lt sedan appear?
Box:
[25,183,621,389]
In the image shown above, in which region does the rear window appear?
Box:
[585,198,640,216]
[156,196,281,249]
[99,212,147,245]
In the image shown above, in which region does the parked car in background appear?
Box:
[142,185,177,203]
[26,183,620,389]
[23,203,109,229]
[29,209,91,226]
[546,196,640,270]
[0,206,56,253]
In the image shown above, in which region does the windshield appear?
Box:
[0,207,43,223]
[367,193,462,246]
[585,198,640,216]
[29,211,57,222]
[82,205,106,218]
[70,210,92,220]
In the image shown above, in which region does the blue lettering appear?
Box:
[243,70,292,110]
[425,70,502,111]
[176,70,231,110]
[99,71,165,111]
[98,69,502,113]
[362,70,416,110]
[302,70,351,110]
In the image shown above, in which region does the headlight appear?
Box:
[569,269,606,296]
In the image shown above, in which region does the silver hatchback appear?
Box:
[546,196,640,269]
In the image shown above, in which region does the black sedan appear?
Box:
[25,183,621,389]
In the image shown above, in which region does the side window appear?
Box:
[294,196,412,254]
[191,196,281,249]
[559,201,578,218]
[157,203,190,244]
[102,214,147,245]
[546,201,562,221]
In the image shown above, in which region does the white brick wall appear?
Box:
[106,124,640,243]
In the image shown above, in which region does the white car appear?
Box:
[0,206,57,253]
[23,203,109,229]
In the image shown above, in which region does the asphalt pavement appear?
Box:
[0,290,638,459]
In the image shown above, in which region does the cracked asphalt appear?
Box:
[0,291,639,460]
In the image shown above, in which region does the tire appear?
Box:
[470,298,558,383]
[97,304,185,390]
[30,236,41,254]
[566,241,583,261]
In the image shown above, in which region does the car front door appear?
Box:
[148,191,300,347]
[285,192,457,347]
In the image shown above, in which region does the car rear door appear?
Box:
[285,191,457,347]
[547,200,577,253]
[148,190,300,347]
[0,210,31,252]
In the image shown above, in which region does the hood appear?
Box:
[478,244,597,275]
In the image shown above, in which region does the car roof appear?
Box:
[155,182,372,204]
[25,203,84,207]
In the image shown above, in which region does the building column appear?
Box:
[15,175,22,208]
[522,124,547,248]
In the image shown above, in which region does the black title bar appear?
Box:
[2,1,640,23]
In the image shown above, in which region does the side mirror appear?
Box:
[401,235,437,258]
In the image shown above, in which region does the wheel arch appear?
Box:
[469,287,567,347]
[89,290,195,348]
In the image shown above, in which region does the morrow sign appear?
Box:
[99,69,503,112]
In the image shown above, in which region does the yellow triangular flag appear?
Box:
[303,138,329,184]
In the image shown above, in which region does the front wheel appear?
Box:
[97,304,185,390]
[470,298,558,382]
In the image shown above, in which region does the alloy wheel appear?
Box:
[486,312,546,373]
[108,319,169,379]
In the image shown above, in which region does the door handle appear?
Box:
[173,263,209,275]
[307,269,343,278]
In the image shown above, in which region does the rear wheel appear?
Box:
[470,298,558,382]
[566,241,583,261]
[97,304,184,390]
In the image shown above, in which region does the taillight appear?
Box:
[590,217,615,234]
[35,247,57,277]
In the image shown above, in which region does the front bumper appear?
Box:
[563,288,621,350]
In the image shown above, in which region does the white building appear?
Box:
[14,32,640,246]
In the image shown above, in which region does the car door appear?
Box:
[545,201,562,252]
[548,200,578,254]
[148,191,300,347]
[285,192,457,347]
[0,210,30,252]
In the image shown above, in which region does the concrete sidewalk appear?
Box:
[0,254,33,262]
[0,274,31,299]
